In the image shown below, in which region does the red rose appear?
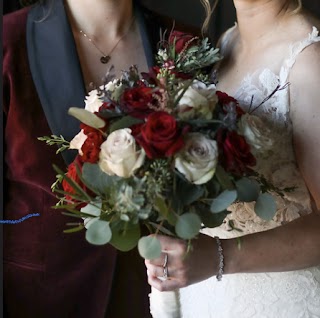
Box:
[98,101,115,112]
[169,31,198,54]
[80,126,105,163]
[216,91,238,105]
[121,86,155,118]
[217,91,245,118]
[217,129,256,176]
[136,111,185,159]
[62,157,87,204]
[141,67,161,86]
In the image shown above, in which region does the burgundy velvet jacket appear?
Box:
[3,1,161,317]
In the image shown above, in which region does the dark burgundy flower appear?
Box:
[136,111,185,159]
[79,126,105,163]
[169,31,198,54]
[121,86,155,118]
[62,157,87,204]
[217,91,245,118]
[217,128,256,176]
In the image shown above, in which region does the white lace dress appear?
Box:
[151,27,320,318]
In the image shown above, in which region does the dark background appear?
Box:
[3,0,320,42]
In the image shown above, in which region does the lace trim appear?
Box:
[179,267,320,318]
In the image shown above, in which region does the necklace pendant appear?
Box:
[100,55,110,64]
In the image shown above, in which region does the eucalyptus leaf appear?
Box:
[254,193,277,221]
[80,200,102,217]
[110,221,141,251]
[109,116,144,133]
[215,165,234,190]
[175,177,205,206]
[68,107,105,129]
[138,236,162,260]
[154,196,169,219]
[175,213,202,240]
[154,194,178,225]
[85,219,112,245]
[205,179,221,198]
[197,205,229,228]
[236,178,261,202]
[82,163,120,194]
[210,189,237,213]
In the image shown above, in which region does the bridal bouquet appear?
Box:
[40,30,280,318]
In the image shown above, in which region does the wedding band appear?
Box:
[163,253,168,280]
[163,253,168,268]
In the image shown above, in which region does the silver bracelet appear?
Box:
[214,236,224,281]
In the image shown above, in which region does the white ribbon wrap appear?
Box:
[149,286,181,318]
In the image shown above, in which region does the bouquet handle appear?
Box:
[149,286,182,318]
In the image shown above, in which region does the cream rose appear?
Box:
[238,114,273,153]
[177,80,218,120]
[98,128,145,178]
[69,130,87,155]
[174,133,218,185]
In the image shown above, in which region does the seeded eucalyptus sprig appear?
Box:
[38,135,70,153]
[177,38,221,74]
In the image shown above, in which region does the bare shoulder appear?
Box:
[287,10,320,92]
[289,41,320,131]
[289,38,320,92]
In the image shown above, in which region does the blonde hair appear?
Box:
[200,0,218,35]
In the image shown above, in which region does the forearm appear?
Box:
[224,212,320,274]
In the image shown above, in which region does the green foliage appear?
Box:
[68,107,106,129]
[215,165,234,190]
[138,236,162,260]
[85,219,112,245]
[254,193,277,220]
[109,221,141,251]
[197,204,229,228]
[37,135,70,154]
[82,163,120,195]
[236,178,260,202]
[175,213,202,240]
[109,116,144,133]
[210,190,238,213]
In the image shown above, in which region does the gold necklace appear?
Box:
[79,17,135,64]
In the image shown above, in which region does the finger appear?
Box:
[155,235,186,252]
[145,264,164,278]
[145,252,168,266]
[148,275,183,292]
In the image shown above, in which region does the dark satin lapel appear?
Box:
[27,0,85,166]
[135,4,155,68]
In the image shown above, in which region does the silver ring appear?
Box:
[163,253,168,280]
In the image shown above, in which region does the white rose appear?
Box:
[238,114,273,152]
[98,128,145,178]
[105,80,125,102]
[174,133,218,185]
[84,86,105,113]
[69,129,87,155]
[177,80,218,120]
[85,81,124,113]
